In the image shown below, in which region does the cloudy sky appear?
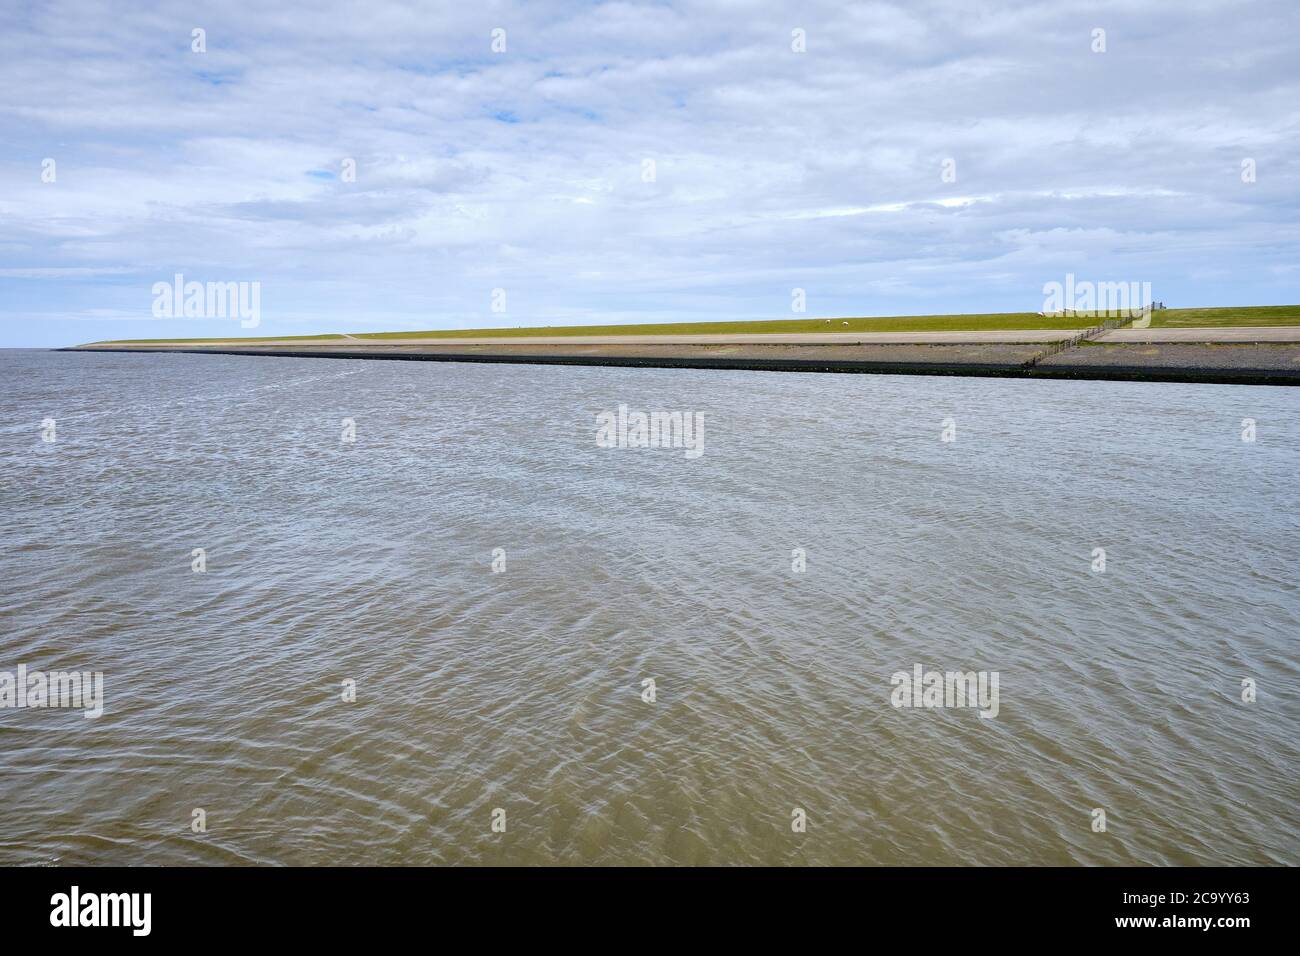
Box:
[2,0,1297,346]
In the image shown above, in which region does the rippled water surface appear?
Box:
[1,349,1297,865]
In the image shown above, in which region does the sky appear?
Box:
[1,0,1297,347]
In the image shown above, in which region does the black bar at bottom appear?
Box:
[0,866,1285,942]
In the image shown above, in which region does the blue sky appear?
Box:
[2,0,1298,347]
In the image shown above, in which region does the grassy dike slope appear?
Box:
[85,305,1300,346]
[1145,305,1300,327]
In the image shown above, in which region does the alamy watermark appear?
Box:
[152,273,260,328]
[1041,273,1151,318]
[890,664,999,719]
[50,886,150,936]
[1,664,104,718]
[595,404,705,459]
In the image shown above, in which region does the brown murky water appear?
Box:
[1,349,1296,865]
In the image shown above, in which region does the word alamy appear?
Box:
[152,273,261,328]
[0,664,103,718]
[890,664,999,719]
[596,404,704,459]
[1041,273,1151,318]
[50,886,151,936]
